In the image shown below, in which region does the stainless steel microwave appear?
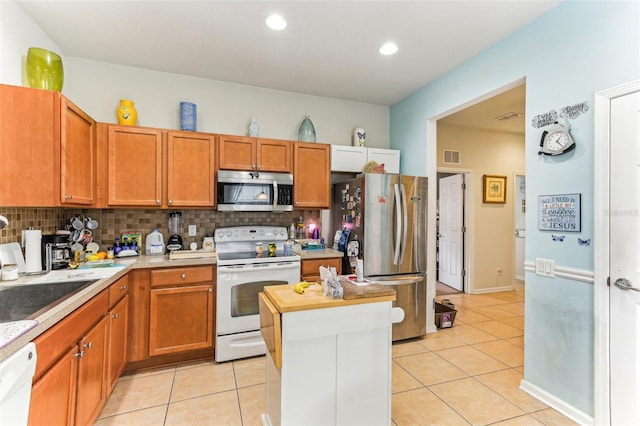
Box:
[216,170,294,212]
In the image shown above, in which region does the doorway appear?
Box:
[437,172,466,295]
[434,84,526,296]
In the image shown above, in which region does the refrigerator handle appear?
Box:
[400,183,408,264]
[393,183,402,265]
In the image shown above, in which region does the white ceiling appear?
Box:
[439,84,526,134]
[17,0,559,108]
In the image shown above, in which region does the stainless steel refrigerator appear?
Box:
[331,173,428,340]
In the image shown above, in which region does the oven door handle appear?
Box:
[218,262,300,272]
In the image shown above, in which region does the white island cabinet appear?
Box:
[259,283,399,426]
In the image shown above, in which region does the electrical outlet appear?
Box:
[188,225,197,236]
[535,258,555,277]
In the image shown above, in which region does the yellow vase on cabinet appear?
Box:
[116,99,137,126]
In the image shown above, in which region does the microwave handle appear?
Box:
[273,181,278,209]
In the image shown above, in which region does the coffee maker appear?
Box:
[166,211,183,253]
[41,234,72,270]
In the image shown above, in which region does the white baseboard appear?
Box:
[520,379,593,425]
[472,285,514,294]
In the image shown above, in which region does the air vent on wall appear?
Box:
[443,150,460,165]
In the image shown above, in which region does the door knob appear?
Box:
[614,278,640,292]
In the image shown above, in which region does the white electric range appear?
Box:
[214,226,300,362]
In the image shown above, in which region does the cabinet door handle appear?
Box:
[75,350,85,358]
[83,341,92,349]
[112,313,119,319]
[156,199,161,204]
[120,285,127,291]
[168,199,173,205]
[208,287,213,293]
[181,273,187,279]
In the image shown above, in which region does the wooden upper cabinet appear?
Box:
[167,131,216,207]
[218,135,256,171]
[60,97,96,205]
[293,142,331,209]
[107,126,163,206]
[218,135,292,172]
[0,84,96,207]
[0,85,56,206]
[257,138,292,172]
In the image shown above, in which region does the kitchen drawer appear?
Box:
[108,274,129,308]
[33,290,109,381]
[301,258,342,281]
[150,266,214,288]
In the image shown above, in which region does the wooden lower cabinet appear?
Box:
[28,291,109,426]
[75,315,108,426]
[301,257,342,282]
[149,284,214,356]
[125,265,216,371]
[28,275,129,426]
[106,294,128,394]
[29,346,78,426]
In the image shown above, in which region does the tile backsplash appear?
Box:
[0,208,321,250]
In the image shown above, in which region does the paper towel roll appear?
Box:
[24,229,42,273]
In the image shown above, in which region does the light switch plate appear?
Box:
[535,258,555,277]
[188,225,197,236]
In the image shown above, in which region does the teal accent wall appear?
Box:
[390,0,639,415]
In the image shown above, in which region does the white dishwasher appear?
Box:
[0,342,37,426]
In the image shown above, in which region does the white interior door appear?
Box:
[438,174,464,291]
[514,174,526,280]
[610,90,640,425]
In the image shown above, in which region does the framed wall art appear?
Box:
[483,175,507,204]
[538,193,581,232]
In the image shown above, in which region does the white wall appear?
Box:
[0,1,63,85]
[438,124,525,291]
[0,0,389,148]
[63,57,389,146]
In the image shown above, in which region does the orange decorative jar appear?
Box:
[116,99,137,126]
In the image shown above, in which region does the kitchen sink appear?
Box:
[0,280,95,322]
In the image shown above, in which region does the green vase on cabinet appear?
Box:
[116,99,137,126]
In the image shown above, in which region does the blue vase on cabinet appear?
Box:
[297,115,316,142]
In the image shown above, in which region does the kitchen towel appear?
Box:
[23,229,42,273]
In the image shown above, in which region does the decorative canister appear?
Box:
[297,115,316,142]
[248,117,259,137]
[255,242,264,254]
[116,99,137,126]
[268,242,277,256]
[353,128,366,147]
[180,101,197,131]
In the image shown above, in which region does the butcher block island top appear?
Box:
[263,281,395,313]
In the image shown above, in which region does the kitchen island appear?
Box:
[259,282,400,426]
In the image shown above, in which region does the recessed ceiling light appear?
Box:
[379,42,398,55]
[266,14,287,31]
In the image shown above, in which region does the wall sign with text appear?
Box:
[538,193,581,232]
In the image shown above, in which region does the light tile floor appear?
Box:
[96,284,577,425]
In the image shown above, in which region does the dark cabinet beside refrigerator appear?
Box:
[331,173,428,340]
